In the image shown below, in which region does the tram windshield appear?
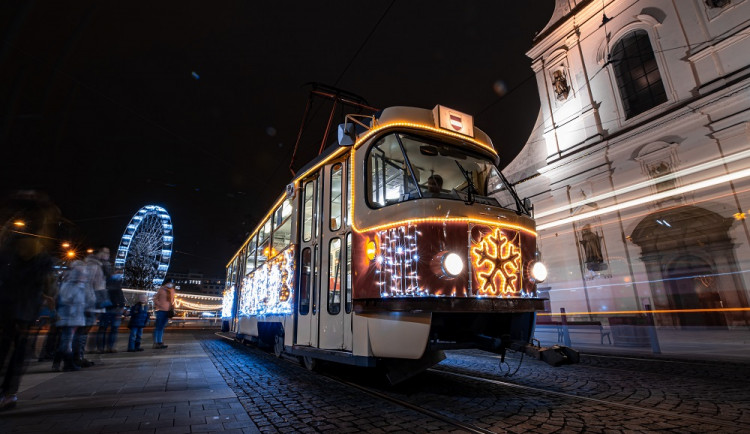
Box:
[368,133,528,213]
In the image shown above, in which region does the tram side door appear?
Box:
[296,175,320,347]
[318,160,350,350]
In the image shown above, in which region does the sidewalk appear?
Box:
[0,331,259,434]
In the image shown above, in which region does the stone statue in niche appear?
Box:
[579,224,606,271]
[552,69,570,101]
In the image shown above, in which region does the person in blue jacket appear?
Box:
[127,294,150,352]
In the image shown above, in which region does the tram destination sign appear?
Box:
[432,105,474,138]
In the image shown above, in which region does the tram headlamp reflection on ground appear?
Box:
[442,253,464,276]
[531,261,548,282]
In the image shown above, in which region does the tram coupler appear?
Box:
[511,340,579,366]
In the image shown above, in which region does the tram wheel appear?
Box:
[299,355,316,371]
[273,333,284,358]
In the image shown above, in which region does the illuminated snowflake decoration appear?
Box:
[471,228,522,296]
[239,246,295,316]
[221,286,235,319]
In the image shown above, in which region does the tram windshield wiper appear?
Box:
[454,160,477,205]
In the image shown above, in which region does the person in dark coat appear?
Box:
[127,293,150,352]
[95,248,126,353]
[0,191,59,411]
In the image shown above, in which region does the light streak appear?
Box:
[175,299,221,311]
[537,167,750,230]
[538,307,750,316]
[542,268,750,294]
[540,185,750,240]
[536,148,750,218]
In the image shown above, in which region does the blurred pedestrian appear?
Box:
[152,279,175,349]
[95,247,125,353]
[127,293,150,352]
[71,250,106,367]
[54,250,105,371]
[0,191,59,410]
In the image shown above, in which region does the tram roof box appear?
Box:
[338,106,495,155]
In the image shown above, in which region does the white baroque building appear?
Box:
[504,0,750,330]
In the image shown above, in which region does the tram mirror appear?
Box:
[523,197,533,214]
[337,123,356,146]
[419,145,438,156]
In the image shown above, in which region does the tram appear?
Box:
[223,104,571,382]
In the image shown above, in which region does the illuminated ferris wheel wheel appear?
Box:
[115,205,173,288]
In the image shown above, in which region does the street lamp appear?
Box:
[66,250,76,259]
[13,220,25,227]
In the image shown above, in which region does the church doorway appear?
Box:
[631,205,737,329]
[664,256,726,328]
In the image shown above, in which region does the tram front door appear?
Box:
[295,161,352,351]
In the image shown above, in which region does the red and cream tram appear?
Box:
[223,105,562,382]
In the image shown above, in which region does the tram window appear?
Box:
[273,217,292,254]
[271,198,293,254]
[345,233,352,314]
[281,197,293,220]
[330,163,343,231]
[245,235,257,273]
[328,238,342,315]
[486,169,519,211]
[299,247,311,315]
[368,133,518,209]
[258,217,271,247]
[257,239,269,268]
[368,135,417,207]
[303,181,315,242]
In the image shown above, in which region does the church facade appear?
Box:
[504,0,750,328]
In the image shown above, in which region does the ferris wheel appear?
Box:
[115,205,173,288]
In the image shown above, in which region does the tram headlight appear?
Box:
[366,240,377,261]
[442,253,464,276]
[530,261,548,282]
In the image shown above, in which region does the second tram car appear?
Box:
[223,105,569,382]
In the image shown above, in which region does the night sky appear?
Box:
[1,1,555,276]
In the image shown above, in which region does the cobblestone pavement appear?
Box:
[0,331,257,434]
[202,334,750,433]
[3,331,748,433]
[201,336,463,433]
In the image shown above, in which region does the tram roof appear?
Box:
[290,106,498,184]
[293,143,344,184]
[226,105,500,269]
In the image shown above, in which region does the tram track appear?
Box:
[213,333,747,432]
[449,348,750,381]
[429,366,745,431]
[214,333,500,433]
[327,375,500,434]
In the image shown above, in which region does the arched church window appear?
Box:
[705,0,731,8]
[611,30,667,119]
